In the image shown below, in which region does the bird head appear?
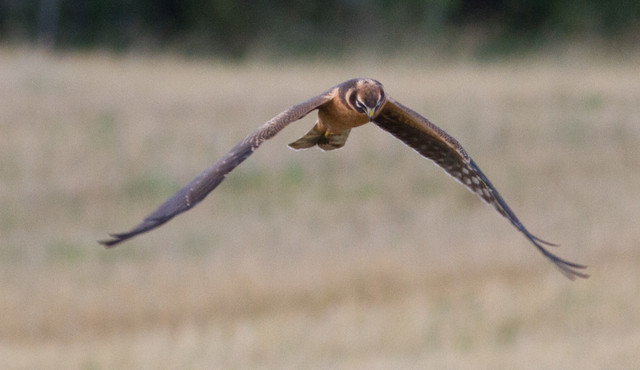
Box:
[349,79,386,120]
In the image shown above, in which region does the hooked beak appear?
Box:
[366,107,375,120]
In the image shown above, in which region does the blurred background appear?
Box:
[3,0,640,57]
[1,1,640,369]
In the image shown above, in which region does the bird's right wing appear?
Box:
[99,88,337,247]
[373,97,588,279]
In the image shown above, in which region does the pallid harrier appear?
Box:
[100,78,588,279]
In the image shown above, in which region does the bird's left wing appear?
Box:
[373,97,588,279]
[99,88,336,247]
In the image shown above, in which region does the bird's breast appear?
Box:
[318,103,369,133]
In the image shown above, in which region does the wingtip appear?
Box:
[531,234,560,247]
[556,263,590,280]
[518,227,588,279]
[98,235,121,248]
[98,240,115,248]
[98,217,170,249]
[530,237,589,280]
[98,231,134,248]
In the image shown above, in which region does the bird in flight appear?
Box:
[100,78,588,279]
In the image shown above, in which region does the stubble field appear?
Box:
[1,48,639,369]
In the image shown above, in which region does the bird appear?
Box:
[99,78,588,280]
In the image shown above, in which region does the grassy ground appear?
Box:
[1,48,639,369]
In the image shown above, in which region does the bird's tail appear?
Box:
[288,123,350,151]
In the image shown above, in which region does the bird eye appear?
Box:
[375,95,384,108]
[355,99,366,113]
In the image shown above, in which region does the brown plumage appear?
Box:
[100,78,588,280]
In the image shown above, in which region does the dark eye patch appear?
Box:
[352,97,366,113]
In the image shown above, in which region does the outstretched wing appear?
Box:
[99,88,336,247]
[373,98,588,279]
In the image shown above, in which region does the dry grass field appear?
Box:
[1,47,639,369]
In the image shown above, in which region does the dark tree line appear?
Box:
[1,0,639,57]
